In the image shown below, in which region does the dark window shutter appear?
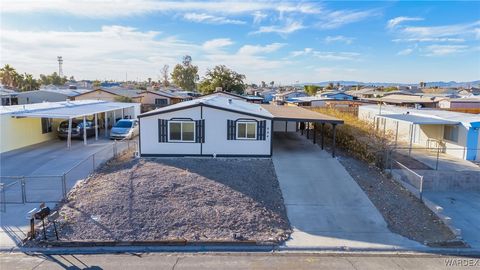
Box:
[257,120,267,140]
[227,120,236,140]
[195,119,205,143]
[158,119,168,142]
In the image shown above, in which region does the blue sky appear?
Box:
[1,1,479,84]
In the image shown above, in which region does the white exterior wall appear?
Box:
[311,100,327,107]
[273,120,297,132]
[202,107,271,156]
[139,106,271,156]
[359,106,469,159]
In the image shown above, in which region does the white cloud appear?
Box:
[397,48,413,56]
[316,9,380,29]
[237,43,285,55]
[252,19,304,35]
[183,13,246,25]
[291,48,360,61]
[387,17,423,29]
[401,20,480,39]
[423,45,468,56]
[392,38,465,43]
[2,0,322,17]
[202,38,234,51]
[0,26,292,82]
[252,11,268,24]
[324,35,354,44]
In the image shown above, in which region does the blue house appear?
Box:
[319,91,355,100]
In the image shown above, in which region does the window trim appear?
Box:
[236,121,257,140]
[155,98,168,105]
[168,120,196,142]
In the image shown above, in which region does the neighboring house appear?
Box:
[200,91,263,103]
[74,88,143,102]
[17,89,91,104]
[367,94,440,108]
[359,105,480,161]
[138,95,273,157]
[318,91,355,100]
[137,90,187,112]
[347,88,380,98]
[274,90,308,103]
[286,96,332,107]
[0,100,140,153]
[0,87,19,106]
[438,97,480,109]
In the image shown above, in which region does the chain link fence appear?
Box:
[0,139,138,211]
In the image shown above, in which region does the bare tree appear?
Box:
[161,64,170,87]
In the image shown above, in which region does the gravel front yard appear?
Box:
[47,156,291,243]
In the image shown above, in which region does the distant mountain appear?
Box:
[296,80,480,88]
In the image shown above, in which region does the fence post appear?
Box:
[435,147,440,170]
[419,176,424,201]
[21,177,26,204]
[62,174,67,199]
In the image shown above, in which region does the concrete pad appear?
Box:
[424,191,480,248]
[272,132,422,250]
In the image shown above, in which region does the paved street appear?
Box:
[272,132,422,250]
[1,252,479,269]
[424,191,480,249]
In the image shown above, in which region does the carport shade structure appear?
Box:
[261,105,344,157]
[376,113,460,155]
[10,101,137,148]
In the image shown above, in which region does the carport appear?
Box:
[262,105,344,157]
[376,113,460,154]
[10,101,139,149]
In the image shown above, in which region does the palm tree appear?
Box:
[20,73,40,91]
[0,64,18,87]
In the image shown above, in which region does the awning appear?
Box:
[11,101,137,119]
[261,104,343,124]
[377,114,460,125]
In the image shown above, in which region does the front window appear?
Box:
[236,121,257,139]
[169,121,195,142]
[115,121,133,128]
[155,98,168,105]
[443,125,458,142]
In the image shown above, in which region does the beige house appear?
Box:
[74,88,143,102]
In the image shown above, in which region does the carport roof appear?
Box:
[261,104,344,124]
[5,100,138,119]
[377,114,460,125]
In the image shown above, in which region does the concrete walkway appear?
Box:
[424,191,480,249]
[272,132,422,250]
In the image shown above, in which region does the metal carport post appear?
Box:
[67,117,72,149]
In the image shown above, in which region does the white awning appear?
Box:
[378,114,460,125]
[10,101,138,119]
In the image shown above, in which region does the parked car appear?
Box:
[58,119,96,139]
[110,119,139,140]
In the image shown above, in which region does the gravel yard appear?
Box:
[336,150,458,245]
[44,156,291,243]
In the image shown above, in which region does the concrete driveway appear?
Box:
[424,191,480,249]
[272,132,421,249]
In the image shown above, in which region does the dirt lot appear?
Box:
[336,150,457,245]
[42,156,291,243]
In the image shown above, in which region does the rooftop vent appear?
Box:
[228,98,232,104]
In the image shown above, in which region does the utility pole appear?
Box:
[57,56,63,77]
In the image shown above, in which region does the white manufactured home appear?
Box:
[138,95,273,157]
[138,94,344,157]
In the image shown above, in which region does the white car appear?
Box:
[110,119,139,140]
